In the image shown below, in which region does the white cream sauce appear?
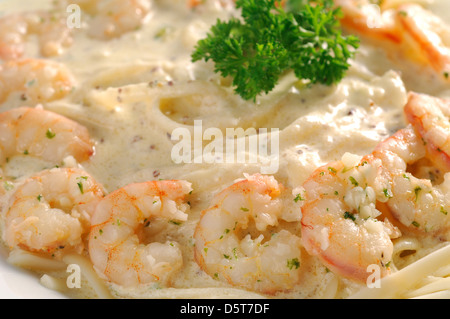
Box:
[0,0,449,299]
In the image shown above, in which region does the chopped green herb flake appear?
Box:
[383,188,392,198]
[77,182,84,194]
[232,247,238,259]
[294,193,304,202]
[46,128,56,139]
[349,176,358,186]
[287,258,300,270]
[344,211,356,221]
[3,181,13,191]
[414,186,422,201]
[26,79,36,87]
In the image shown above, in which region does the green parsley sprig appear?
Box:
[191,0,359,101]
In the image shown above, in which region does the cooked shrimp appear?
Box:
[0,59,75,104]
[72,0,152,40]
[88,180,192,287]
[1,167,104,258]
[301,92,450,282]
[404,92,450,172]
[0,14,27,61]
[336,0,403,43]
[0,11,73,61]
[194,173,303,294]
[374,124,450,241]
[301,152,401,283]
[0,106,94,165]
[187,0,235,10]
[336,0,450,79]
[396,4,450,78]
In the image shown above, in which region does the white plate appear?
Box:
[0,245,67,299]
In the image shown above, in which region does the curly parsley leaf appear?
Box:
[191,0,359,101]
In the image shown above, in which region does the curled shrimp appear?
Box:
[1,167,104,258]
[395,4,450,78]
[0,106,94,166]
[0,11,73,61]
[88,180,192,287]
[72,0,152,40]
[0,59,75,105]
[336,0,402,43]
[336,0,450,80]
[301,152,401,283]
[194,173,303,294]
[403,92,450,172]
[375,108,450,241]
[301,92,450,281]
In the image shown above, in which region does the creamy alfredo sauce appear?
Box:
[0,0,449,299]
